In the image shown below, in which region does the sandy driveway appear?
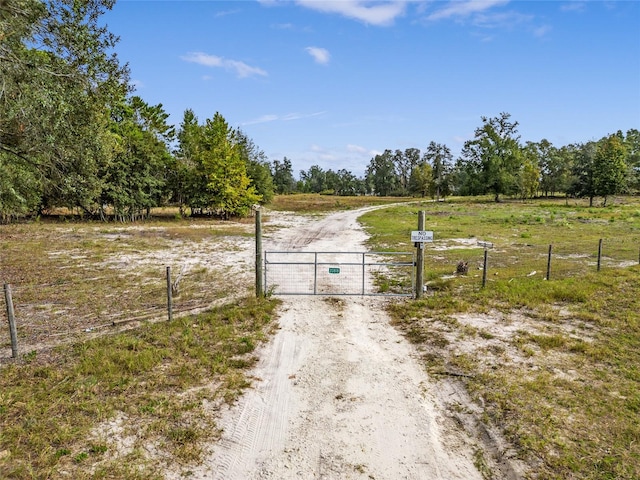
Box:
[168,207,485,479]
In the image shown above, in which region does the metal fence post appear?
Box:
[482,248,488,288]
[4,284,18,358]
[597,238,603,271]
[546,244,553,280]
[166,266,173,322]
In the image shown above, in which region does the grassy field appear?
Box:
[0,195,413,478]
[359,196,640,479]
[0,214,257,349]
[0,211,272,478]
[267,192,417,212]
[0,297,279,479]
[1,194,639,479]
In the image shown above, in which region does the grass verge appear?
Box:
[0,296,280,479]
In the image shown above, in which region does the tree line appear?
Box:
[1,2,638,223]
[283,115,638,208]
[1,0,273,222]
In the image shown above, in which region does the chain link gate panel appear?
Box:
[264,251,414,296]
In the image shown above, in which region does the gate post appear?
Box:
[415,211,425,299]
[255,209,263,297]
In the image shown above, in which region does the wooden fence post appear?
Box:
[166,266,173,322]
[255,209,263,298]
[415,211,425,299]
[546,244,553,280]
[482,248,488,288]
[4,284,18,358]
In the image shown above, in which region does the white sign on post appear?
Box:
[411,230,433,243]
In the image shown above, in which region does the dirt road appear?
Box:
[169,207,485,479]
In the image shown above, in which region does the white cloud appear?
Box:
[560,1,587,13]
[242,111,326,126]
[472,10,532,29]
[347,144,368,154]
[181,52,267,78]
[242,114,279,126]
[427,0,510,21]
[295,0,407,26]
[215,9,241,18]
[305,46,331,65]
[533,24,551,37]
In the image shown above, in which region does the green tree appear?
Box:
[331,169,359,196]
[236,130,274,204]
[622,129,640,194]
[174,111,261,218]
[568,142,597,206]
[526,139,570,197]
[393,148,420,195]
[423,141,452,200]
[0,156,41,221]
[517,150,541,200]
[0,0,128,219]
[300,165,327,193]
[271,158,297,194]
[101,96,174,221]
[450,157,483,196]
[593,135,627,206]
[199,113,261,217]
[366,150,399,196]
[408,162,433,198]
[459,113,522,202]
[172,109,205,215]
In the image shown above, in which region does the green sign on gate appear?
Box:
[328,267,340,274]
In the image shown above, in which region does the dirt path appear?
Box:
[167,206,485,479]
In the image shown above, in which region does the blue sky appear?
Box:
[103,0,640,177]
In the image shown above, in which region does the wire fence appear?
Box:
[1,264,252,361]
[427,236,640,286]
[3,236,638,360]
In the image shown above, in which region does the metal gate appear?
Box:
[264,251,414,296]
